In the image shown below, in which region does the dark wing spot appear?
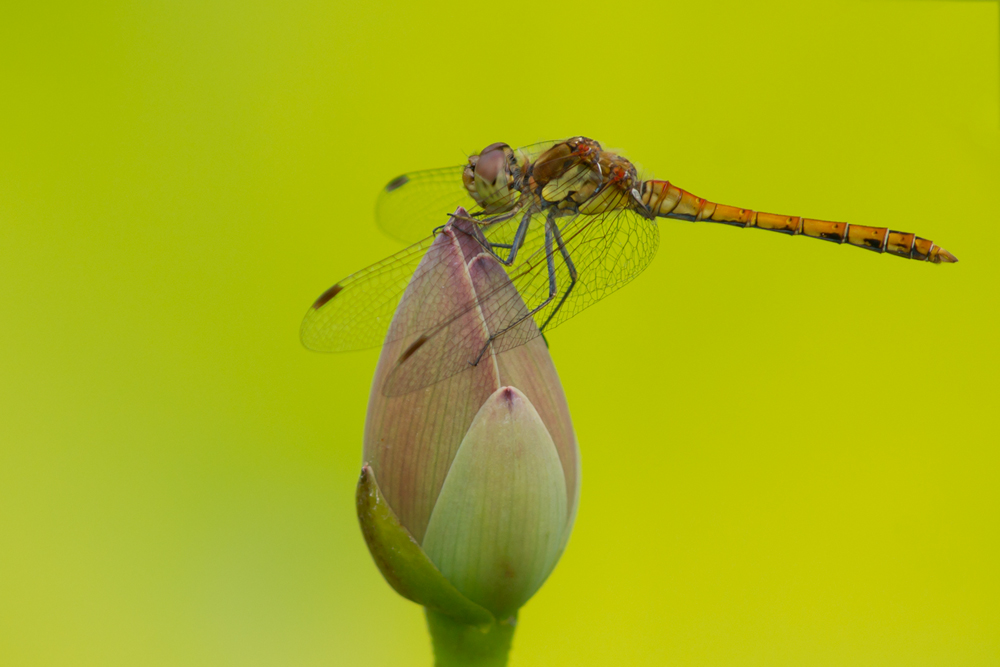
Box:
[397,335,428,365]
[312,284,343,310]
[385,175,409,192]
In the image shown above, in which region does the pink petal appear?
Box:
[364,209,579,543]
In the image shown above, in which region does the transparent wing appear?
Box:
[382,208,660,395]
[373,140,567,245]
[375,166,475,244]
[300,212,528,354]
[516,138,562,156]
[300,234,439,352]
[516,208,660,334]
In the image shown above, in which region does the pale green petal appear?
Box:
[421,387,568,619]
[355,465,494,627]
[470,253,580,517]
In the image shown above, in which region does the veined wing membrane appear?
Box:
[476,208,660,349]
[376,166,475,244]
[300,235,437,353]
[382,208,660,395]
[533,208,660,332]
[301,211,525,354]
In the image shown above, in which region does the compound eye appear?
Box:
[475,147,507,184]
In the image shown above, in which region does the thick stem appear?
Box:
[425,608,516,667]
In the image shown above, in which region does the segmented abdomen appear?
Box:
[639,180,958,263]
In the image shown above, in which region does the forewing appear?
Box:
[375,166,474,244]
[300,211,526,354]
[300,235,438,352]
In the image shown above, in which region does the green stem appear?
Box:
[425,608,516,667]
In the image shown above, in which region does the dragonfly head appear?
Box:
[463,142,523,214]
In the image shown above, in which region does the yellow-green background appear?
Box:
[2,1,997,664]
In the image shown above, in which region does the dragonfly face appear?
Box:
[462,142,525,215]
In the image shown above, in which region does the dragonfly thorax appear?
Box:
[530,137,641,215]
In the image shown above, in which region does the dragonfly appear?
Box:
[301,136,957,395]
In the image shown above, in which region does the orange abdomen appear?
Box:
[639,180,958,263]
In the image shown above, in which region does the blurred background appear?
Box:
[1,1,997,665]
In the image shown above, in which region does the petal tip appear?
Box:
[500,386,517,408]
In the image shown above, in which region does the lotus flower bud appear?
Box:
[356,209,580,631]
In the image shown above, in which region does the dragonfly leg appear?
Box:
[539,220,577,332]
[471,212,559,366]
[446,215,494,253]
[447,203,522,228]
[495,209,533,266]
[481,208,520,226]
[444,204,528,262]
[434,211,504,237]
[456,208,532,267]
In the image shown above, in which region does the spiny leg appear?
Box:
[470,211,559,366]
[539,219,577,332]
